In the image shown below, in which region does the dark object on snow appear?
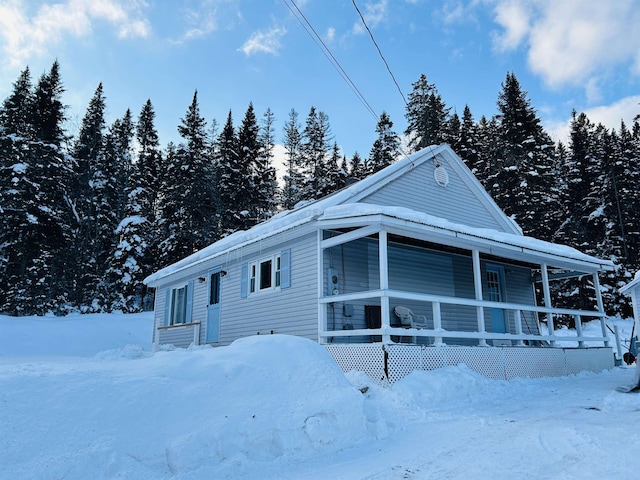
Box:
[623,351,636,365]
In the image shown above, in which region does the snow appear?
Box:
[1,312,639,479]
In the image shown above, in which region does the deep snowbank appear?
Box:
[1,313,639,479]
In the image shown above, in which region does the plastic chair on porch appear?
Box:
[394,306,428,329]
[394,306,428,344]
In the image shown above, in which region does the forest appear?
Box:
[1,61,639,319]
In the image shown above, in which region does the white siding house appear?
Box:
[144,144,615,381]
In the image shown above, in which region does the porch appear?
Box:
[316,208,614,357]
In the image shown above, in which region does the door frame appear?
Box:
[206,266,223,343]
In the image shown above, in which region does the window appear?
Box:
[170,285,188,325]
[250,255,279,293]
[241,249,290,298]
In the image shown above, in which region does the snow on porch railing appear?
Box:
[319,289,609,347]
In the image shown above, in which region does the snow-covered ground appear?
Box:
[1,312,639,479]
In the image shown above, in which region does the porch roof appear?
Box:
[318,204,614,273]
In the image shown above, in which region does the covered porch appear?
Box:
[316,206,614,351]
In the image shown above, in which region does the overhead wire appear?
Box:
[351,0,407,107]
[282,0,379,121]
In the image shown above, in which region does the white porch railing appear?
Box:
[319,289,610,348]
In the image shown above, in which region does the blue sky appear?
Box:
[1,0,639,166]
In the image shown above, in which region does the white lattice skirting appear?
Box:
[324,344,614,384]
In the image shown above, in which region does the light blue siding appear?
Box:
[359,159,509,232]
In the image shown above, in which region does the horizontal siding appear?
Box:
[360,159,507,231]
[158,324,199,348]
[216,232,318,346]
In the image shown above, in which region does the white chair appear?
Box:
[394,306,428,329]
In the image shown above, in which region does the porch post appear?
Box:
[514,310,524,346]
[379,229,391,343]
[574,314,584,348]
[540,263,555,346]
[592,273,610,347]
[317,229,328,344]
[472,249,487,346]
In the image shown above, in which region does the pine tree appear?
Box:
[404,73,450,152]
[349,151,365,180]
[491,72,557,239]
[455,105,481,177]
[282,108,304,209]
[368,111,400,175]
[216,110,244,236]
[0,67,35,314]
[157,91,216,267]
[325,142,344,195]
[255,107,279,222]
[300,106,332,200]
[236,102,260,230]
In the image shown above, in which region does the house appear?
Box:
[144,144,615,382]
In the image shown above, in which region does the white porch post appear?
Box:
[574,314,584,348]
[540,263,555,346]
[514,310,524,346]
[379,229,391,343]
[472,249,487,346]
[593,273,610,347]
[317,229,328,344]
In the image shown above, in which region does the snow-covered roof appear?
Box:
[144,144,613,286]
[619,271,640,295]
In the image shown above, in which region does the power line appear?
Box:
[282,0,379,121]
[351,0,407,107]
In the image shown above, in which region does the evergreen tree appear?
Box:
[236,102,260,230]
[349,151,365,180]
[157,91,215,267]
[404,73,450,152]
[282,108,304,209]
[255,107,279,221]
[368,111,400,175]
[455,105,481,176]
[324,142,343,195]
[491,72,557,239]
[216,110,241,236]
[300,106,332,200]
[0,68,35,314]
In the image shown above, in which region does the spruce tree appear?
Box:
[236,102,260,230]
[282,108,304,210]
[491,72,557,239]
[216,110,241,236]
[404,73,450,152]
[300,106,332,200]
[255,107,279,221]
[368,111,400,175]
[157,91,215,267]
[0,68,35,314]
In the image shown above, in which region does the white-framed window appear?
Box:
[169,284,187,325]
[241,249,290,299]
[249,254,281,294]
[163,281,194,326]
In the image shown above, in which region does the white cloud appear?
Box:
[0,0,150,68]
[547,95,640,144]
[352,0,388,35]
[490,0,531,51]
[326,27,336,43]
[239,27,286,56]
[490,0,640,95]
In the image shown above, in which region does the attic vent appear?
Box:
[434,164,449,187]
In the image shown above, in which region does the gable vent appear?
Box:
[434,164,449,187]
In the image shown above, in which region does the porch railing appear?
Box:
[319,289,610,348]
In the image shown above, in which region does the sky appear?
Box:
[1,0,639,165]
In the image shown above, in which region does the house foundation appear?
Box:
[324,343,614,384]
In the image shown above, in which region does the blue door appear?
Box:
[206,268,222,343]
[486,265,507,333]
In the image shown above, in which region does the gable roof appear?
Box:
[144,144,612,286]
